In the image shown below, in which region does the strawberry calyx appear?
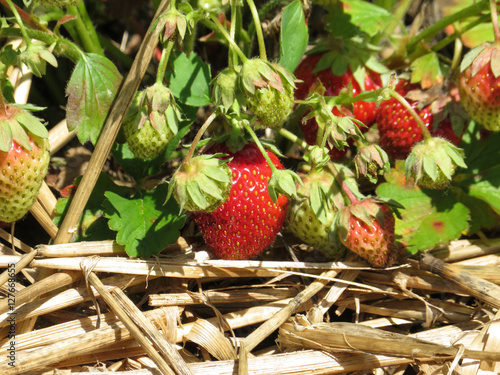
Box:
[0,103,48,153]
[301,91,365,152]
[212,66,244,112]
[405,136,467,190]
[353,143,390,184]
[123,83,180,159]
[239,59,296,128]
[169,153,232,212]
[459,43,498,79]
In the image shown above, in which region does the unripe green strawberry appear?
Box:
[239,59,295,129]
[287,167,345,259]
[405,137,466,189]
[0,135,50,223]
[123,83,180,159]
[458,43,500,131]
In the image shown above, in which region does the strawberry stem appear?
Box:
[245,0,267,61]
[4,0,32,47]
[156,40,175,84]
[389,89,433,140]
[242,122,279,174]
[66,2,104,56]
[327,162,360,205]
[278,127,312,152]
[229,3,239,70]
[490,0,500,43]
[182,112,217,167]
[0,91,6,116]
[209,14,248,63]
[407,0,489,53]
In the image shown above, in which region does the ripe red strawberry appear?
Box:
[336,198,397,268]
[458,43,500,131]
[376,80,462,160]
[0,135,50,223]
[190,143,289,260]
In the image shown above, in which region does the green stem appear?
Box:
[156,40,175,84]
[0,27,83,62]
[229,2,239,70]
[490,0,500,42]
[407,0,489,52]
[245,0,288,56]
[183,112,217,166]
[390,90,432,140]
[278,127,311,151]
[242,122,279,173]
[66,4,103,55]
[209,14,248,63]
[450,35,463,73]
[77,1,103,54]
[245,0,267,61]
[4,0,32,46]
[430,14,489,54]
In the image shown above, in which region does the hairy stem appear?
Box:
[183,112,217,166]
[66,4,103,55]
[209,14,248,63]
[156,41,175,84]
[242,122,279,173]
[390,90,432,140]
[245,0,267,61]
[407,0,489,52]
[4,0,32,46]
[278,127,311,151]
[490,0,500,42]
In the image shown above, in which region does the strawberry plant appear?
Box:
[2,0,500,277]
[6,0,500,372]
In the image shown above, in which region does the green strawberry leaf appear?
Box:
[66,53,122,145]
[54,173,129,242]
[376,164,469,254]
[164,51,211,107]
[279,0,308,73]
[104,183,186,258]
[341,0,392,37]
[410,52,444,89]
[452,186,498,234]
[465,165,500,216]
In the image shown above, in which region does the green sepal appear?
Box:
[268,169,302,202]
[170,154,232,212]
[405,137,467,190]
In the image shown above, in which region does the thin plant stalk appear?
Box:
[182,112,217,166]
[209,14,248,63]
[156,41,175,84]
[242,122,279,174]
[490,0,500,42]
[245,0,267,61]
[4,0,32,47]
[66,4,103,55]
